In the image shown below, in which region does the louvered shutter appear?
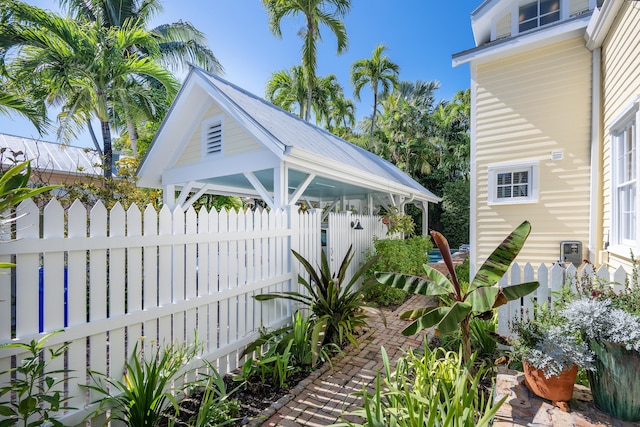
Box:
[205,122,222,155]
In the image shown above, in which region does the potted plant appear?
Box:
[562,297,640,421]
[510,305,593,409]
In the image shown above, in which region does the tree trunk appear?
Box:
[100,120,113,179]
[370,90,378,136]
[87,120,102,155]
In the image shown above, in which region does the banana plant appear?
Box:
[375,220,539,364]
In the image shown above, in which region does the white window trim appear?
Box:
[609,97,640,254]
[512,0,567,35]
[487,160,539,205]
[201,114,224,158]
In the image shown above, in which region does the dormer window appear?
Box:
[519,0,560,32]
[202,115,224,157]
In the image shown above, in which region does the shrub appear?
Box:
[364,236,432,307]
[441,179,470,249]
[0,331,71,427]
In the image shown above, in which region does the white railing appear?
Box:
[497,261,629,338]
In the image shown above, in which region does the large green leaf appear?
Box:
[399,305,440,320]
[468,286,499,312]
[375,272,453,296]
[435,302,473,335]
[254,291,311,306]
[469,221,531,292]
[501,281,540,302]
[423,264,457,295]
[401,302,472,336]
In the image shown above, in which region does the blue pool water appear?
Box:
[428,249,458,263]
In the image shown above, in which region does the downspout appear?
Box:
[589,47,602,264]
[469,64,478,278]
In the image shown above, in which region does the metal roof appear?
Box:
[0,133,102,176]
[197,70,439,202]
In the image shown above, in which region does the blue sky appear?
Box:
[0,0,478,148]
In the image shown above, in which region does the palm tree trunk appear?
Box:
[100,120,113,179]
[87,119,103,155]
[370,90,378,136]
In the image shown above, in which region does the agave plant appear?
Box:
[376,221,539,364]
[255,246,383,352]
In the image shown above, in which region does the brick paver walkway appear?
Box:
[259,294,432,426]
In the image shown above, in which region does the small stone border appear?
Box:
[240,324,379,426]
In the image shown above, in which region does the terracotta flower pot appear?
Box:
[523,361,577,404]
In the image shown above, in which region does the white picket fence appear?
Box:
[497,261,629,338]
[0,198,389,426]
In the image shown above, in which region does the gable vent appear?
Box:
[204,121,222,156]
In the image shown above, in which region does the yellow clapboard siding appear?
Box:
[474,36,592,267]
[600,3,640,270]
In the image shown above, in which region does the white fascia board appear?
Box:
[161,149,280,186]
[284,148,441,204]
[193,69,287,158]
[585,0,623,50]
[471,0,508,46]
[137,74,208,188]
[453,15,590,67]
[176,183,261,199]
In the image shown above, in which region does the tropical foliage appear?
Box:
[376,221,540,364]
[262,0,351,121]
[337,345,505,427]
[0,331,70,427]
[255,245,382,348]
[351,44,399,136]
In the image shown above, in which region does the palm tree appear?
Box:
[266,66,308,118]
[351,44,399,136]
[2,1,178,178]
[59,0,222,155]
[327,93,355,135]
[0,86,48,133]
[262,0,350,122]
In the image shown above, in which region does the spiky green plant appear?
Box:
[336,345,506,426]
[255,246,383,350]
[87,339,201,426]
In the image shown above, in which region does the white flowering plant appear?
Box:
[562,297,640,352]
[511,313,594,379]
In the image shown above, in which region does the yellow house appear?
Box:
[454,0,640,274]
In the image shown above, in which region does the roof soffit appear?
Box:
[453,14,590,67]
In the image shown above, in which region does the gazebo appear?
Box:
[137,67,440,232]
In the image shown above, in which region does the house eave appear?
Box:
[284,147,441,204]
[453,13,591,67]
[585,0,623,50]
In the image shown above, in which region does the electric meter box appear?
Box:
[560,241,582,267]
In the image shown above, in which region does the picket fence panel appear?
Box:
[327,212,390,286]
[0,199,327,426]
[498,261,632,338]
